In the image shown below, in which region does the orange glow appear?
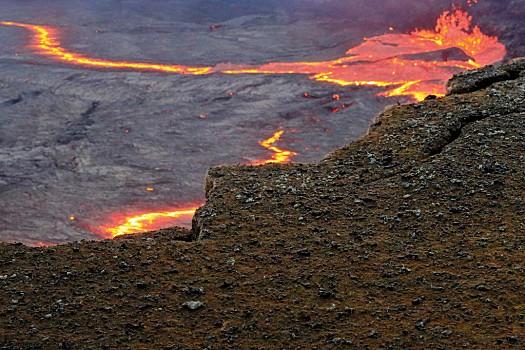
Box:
[99,206,199,238]
[253,130,297,165]
[222,9,506,101]
[0,21,213,75]
[414,9,504,64]
[1,7,506,102]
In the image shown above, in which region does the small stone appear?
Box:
[219,280,234,289]
[294,248,311,257]
[331,337,352,345]
[368,329,380,339]
[412,297,424,305]
[183,286,205,296]
[507,336,519,344]
[135,281,148,289]
[441,329,453,336]
[182,301,204,310]
[318,288,336,299]
[125,322,144,330]
[399,265,412,274]
[475,284,490,291]
[326,303,337,311]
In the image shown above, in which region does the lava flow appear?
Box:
[0,6,506,101]
[99,206,199,238]
[0,21,213,75]
[253,130,297,165]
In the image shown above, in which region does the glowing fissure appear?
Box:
[0,6,506,239]
[253,130,297,165]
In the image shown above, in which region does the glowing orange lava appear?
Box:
[253,130,297,165]
[0,7,506,102]
[99,206,199,238]
[221,9,506,101]
[0,21,213,75]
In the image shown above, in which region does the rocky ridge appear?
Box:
[1,58,524,349]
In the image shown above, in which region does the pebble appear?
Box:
[182,301,204,310]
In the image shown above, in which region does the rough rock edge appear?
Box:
[446,58,525,95]
[2,58,523,247]
[192,58,525,241]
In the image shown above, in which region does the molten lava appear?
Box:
[222,9,506,101]
[1,7,506,101]
[0,21,213,75]
[99,207,199,238]
[253,130,297,165]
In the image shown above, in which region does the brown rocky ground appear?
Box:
[1,59,525,349]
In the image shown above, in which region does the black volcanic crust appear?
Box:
[1,59,525,349]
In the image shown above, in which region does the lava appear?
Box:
[99,206,199,238]
[0,7,506,101]
[222,9,506,100]
[0,21,213,75]
[0,4,507,240]
[253,130,297,165]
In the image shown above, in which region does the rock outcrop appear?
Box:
[1,59,524,349]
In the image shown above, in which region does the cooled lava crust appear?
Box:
[1,59,525,349]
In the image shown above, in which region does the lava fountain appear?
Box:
[222,9,506,101]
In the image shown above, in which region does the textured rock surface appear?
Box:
[1,59,524,349]
[1,0,524,245]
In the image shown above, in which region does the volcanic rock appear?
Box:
[182,301,205,310]
[1,59,525,348]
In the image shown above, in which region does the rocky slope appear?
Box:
[1,58,525,349]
